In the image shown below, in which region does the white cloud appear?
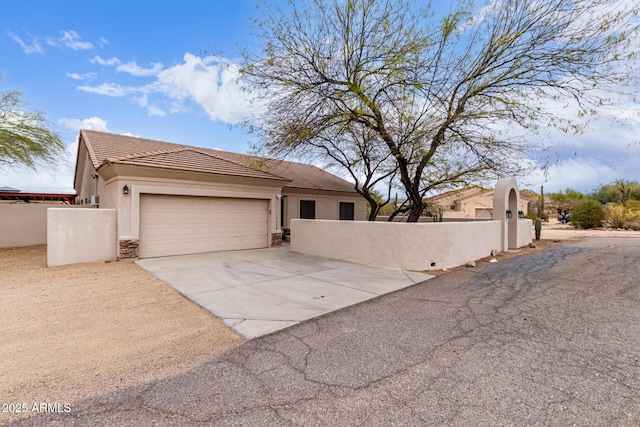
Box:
[60,30,93,50]
[147,105,166,117]
[90,55,121,66]
[80,53,254,125]
[133,94,149,107]
[116,60,163,77]
[153,53,252,124]
[1,160,76,192]
[7,30,44,54]
[77,82,133,97]
[58,116,109,132]
[66,72,97,81]
[98,37,109,48]
[524,154,640,193]
[45,36,60,47]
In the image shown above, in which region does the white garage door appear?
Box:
[139,194,268,258]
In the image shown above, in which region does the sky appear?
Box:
[1,0,639,195]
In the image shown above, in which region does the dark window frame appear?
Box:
[299,199,316,219]
[339,201,355,220]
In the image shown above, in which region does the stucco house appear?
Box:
[427,186,532,219]
[74,130,365,259]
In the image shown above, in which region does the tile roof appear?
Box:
[102,147,285,181]
[426,186,488,203]
[427,185,534,203]
[80,130,356,192]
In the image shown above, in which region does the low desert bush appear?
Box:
[571,200,605,229]
[606,205,626,228]
[605,202,640,229]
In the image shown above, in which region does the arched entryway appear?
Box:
[494,178,522,252]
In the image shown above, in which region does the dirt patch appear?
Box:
[0,246,245,422]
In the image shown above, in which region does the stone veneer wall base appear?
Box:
[119,239,139,258]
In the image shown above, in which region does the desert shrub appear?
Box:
[605,203,640,229]
[626,199,640,211]
[571,200,605,229]
[605,205,626,228]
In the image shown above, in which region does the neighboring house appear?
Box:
[426,186,531,219]
[74,130,365,259]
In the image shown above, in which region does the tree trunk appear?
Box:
[367,203,379,221]
[406,203,424,222]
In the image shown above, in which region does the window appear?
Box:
[300,200,316,219]
[339,202,355,220]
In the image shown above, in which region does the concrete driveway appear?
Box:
[136,244,434,338]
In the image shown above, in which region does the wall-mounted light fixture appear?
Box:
[518,210,524,218]
[123,185,129,195]
[506,209,513,219]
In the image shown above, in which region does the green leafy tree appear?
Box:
[243,0,639,222]
[549,188,587,213]
[571,199,605,229]
[0,82,64,169]
[591,180,640,205]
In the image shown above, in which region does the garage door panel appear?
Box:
[139,194,268,258]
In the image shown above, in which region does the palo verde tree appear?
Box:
[243,0,639,221]
[0,81,64,170]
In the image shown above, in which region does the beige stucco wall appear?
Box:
[281,190,366,227]
[0,204,84,248]
[47,208,117,266]
[75,149,103,206]
[291,219,502,270]
[518,218,533,248]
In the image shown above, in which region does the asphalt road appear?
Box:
[10,237,640,426]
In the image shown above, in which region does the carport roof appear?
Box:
[80,130,357,193]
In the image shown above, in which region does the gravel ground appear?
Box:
[0,245,244,424]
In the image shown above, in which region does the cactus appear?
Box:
[535,217,542,241]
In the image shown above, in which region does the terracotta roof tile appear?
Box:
[81,130,356,192]
[103,148,286,181]
[426,186,488,202]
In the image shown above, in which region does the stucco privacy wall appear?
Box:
[519,219,533,248]
[0,204,84,248]
[291,219,502,270]
[47,208,117,267]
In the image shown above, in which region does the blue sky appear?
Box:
[1,0,639,195]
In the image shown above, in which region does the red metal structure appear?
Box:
[0,191,76,204]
